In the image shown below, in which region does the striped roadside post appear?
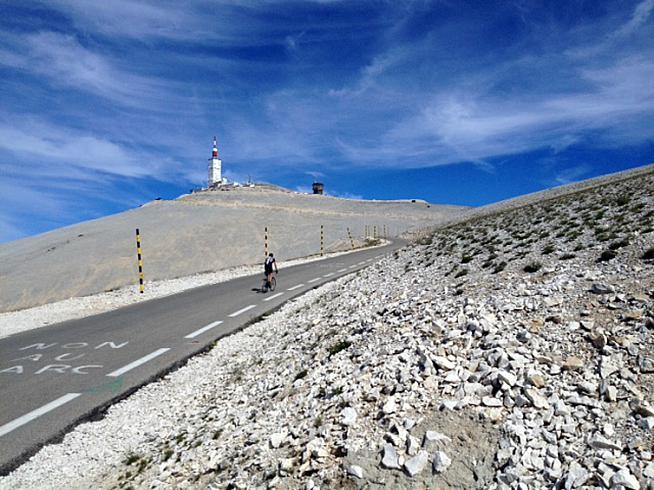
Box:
[373,225,377,239]
[264,226,269,258]
[383,224,387,238]
[320,224,324,256]
[347,227,355,250]
[135,228,144,294]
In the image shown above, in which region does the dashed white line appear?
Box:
[263,292,283,302]
[185,320,223,339]
[348,264,357,269]
[106,348,170,378]
[323,273,334,277]
[366,258,373,262]
[357,261,366,265]
[0,393,81,438]
[287,284,304,291]
[308,277,321,283]
[228,304,257,317]
[337,268,347,273]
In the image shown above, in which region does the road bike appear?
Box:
[262,272,277,293]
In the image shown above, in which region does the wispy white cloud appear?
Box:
[552,164,592,186]
[0,31,192,111]
[37,0,228,42]
[617,0,654,36]
[0,118,148,177]
[326,190,363,200]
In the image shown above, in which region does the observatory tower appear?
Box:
[208,137,222,187]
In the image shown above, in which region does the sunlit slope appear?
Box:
[0,187,465,312]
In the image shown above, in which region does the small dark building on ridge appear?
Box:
[312,182,324,195]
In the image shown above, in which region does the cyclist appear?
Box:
[264,253,278,290]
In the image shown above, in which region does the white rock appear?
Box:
[565,460,589,488]
[346,464,364,479]
[611,468,640,489]
[381,444,401,470]
[482,396,503,407]
[423,430,451,446]
[432,451,451,473]
[279,458,294,472]
[588,434,621,451]
[403,450,429,477]
[432,356,455,370]
[382,398,397,415]
[269,433,286,449]
[498,370,517,387]
[524,388,550,409]
[406,435,420,456]
[341,407,357,426]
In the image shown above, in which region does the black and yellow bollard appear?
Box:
[264,226,269,258]
[135,228,144,294]
[347,227,355,250]
[320,224,324,256]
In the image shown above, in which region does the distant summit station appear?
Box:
[208,137,223,187]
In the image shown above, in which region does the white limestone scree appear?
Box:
[208,136,222,186]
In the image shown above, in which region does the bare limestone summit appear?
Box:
[0,185,465,313]
[1,163,653,489]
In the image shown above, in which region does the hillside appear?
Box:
[2,164,653,489]
[0,186,464,313]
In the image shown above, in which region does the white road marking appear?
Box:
[228,304,257,317]
[263,292,283,302]
[323,273,334,277]
[0,393,81,438]
[348,265,357,269]
[357,261,366,265]
[308,277,321,283]
[185,320,223,339]
[106,348,170,378]
[287,284,304,291]
[366,258,373,262]
[337,268,347,273]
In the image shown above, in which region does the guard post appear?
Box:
[347,227,355,250]
[264,226,269,258]
[320,224,324,256]
[135,228,144,294]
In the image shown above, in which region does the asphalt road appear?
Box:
[0,240,402,475]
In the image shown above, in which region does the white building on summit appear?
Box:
[208,137,222,187]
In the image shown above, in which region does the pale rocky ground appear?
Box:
[0,185,464,313]
[2,166,654,489]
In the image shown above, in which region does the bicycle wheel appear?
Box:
[269,276,276,291]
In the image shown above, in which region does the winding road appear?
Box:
[0,241,401,475]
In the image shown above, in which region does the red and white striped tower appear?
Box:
[208,136,222,186]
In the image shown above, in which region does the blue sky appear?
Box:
[1,0,653,243]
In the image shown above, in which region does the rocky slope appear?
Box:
[2,166,653,490]
[0,186,464,313]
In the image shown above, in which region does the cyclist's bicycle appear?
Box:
[262,272,277,293]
